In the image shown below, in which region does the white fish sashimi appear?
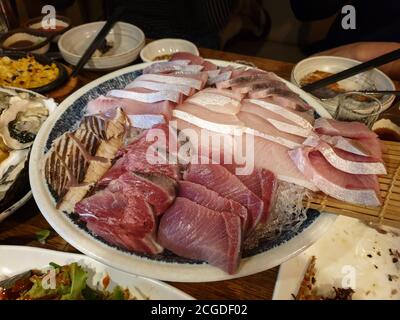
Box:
[142,60,191,73]
[246,99,314,129]
[126,80,192,96]
[289,147,381,206]
[304,135,371,157]
[127,114,165,129]
[241,102,311,138]
[173,107,245,136]
[173,118,318,191]
[108,89,181,103]
[208,71,232,86]
[135,74,203,90]
[187,92,241,115]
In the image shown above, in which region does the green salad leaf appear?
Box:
[61,263,88,300]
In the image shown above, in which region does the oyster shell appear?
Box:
[0,87,55,211]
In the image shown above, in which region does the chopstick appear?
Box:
[70,9,124,78]
[301,48,400,92]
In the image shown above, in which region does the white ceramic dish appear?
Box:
[273,216,400,300]
[291,56,396,115]
[140,38,199,62]
[0,246,194,300]
[58,21,145,70]
[30,59,335,282]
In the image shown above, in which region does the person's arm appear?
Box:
[290,0,348,21]
[314,42,400,80]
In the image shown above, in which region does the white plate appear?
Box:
[30,60,335,282]
[273,216,400,300]
[0,246,193,300]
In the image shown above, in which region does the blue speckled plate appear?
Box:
[29,60,336,282]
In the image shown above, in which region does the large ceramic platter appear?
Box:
[0,246,194,300]
[30,60,336,282]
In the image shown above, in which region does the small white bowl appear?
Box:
[58,21,145,70]
[140,38,199,62]
[291,56,396,115]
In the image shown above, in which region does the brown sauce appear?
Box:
[153,54,172,61]
[7,40,35,49]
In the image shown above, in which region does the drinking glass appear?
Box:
[334,92,383,129]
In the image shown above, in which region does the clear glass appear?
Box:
[334,92,383,129]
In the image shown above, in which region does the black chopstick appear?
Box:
[70,9,124,78]
[301,48,400,93]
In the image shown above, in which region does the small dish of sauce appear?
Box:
[7,40,35,49]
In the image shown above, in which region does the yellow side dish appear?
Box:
[0,56,59,89]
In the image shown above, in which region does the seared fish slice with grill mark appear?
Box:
[44,108,129,213]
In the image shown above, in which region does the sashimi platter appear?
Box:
[30,53,386,281]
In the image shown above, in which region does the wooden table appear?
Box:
[0,48,397,300]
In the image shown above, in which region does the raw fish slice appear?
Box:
[126,80,192,96]
[179,180,249,232]
[158,197,242,274]
[107,171,177,215]
[201,87,244,101]
[223,163,277,224]
[87,95,173,120]
[186,91,241,115]
[314,118,378,139]
[246,99,314,129]
[127,114,165,129]
[173,103,245,135]
[170,52,204,65]
[241,102,311,138]
[108,89,182,104]
[173,118,318,191]
[134,74,203,90]
[232,78,287,94]
[237,112,304,148]
[216,70,275,88]
[249,88,312,111]
[309,140,386,174]
[142,60,190,74]
[289,147,381,207]
[184,163,264,230]
[207,71,232,85]
[202,60,218,71]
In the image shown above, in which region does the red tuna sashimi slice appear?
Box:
[75,190,162,254]
[223,164,277,224]
[314,118,378,139]
[108,89,182,104]
[179,181,249,232]
[100,124,181,184]
[170,52,205,65]
[237,112,304,148]
[86,95,173,120]
[289,147,381,207]
[158,197,242,274]
[107,171,177,215]
[241,102,311,138]
[183,163,264,231]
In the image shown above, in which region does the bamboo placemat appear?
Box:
[306,140,400,229]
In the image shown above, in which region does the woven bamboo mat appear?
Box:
[306,140,400,229]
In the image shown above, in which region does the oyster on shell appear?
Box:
[0,88,56,211]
